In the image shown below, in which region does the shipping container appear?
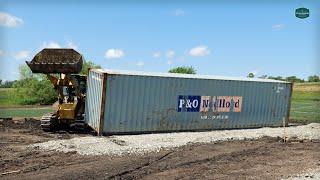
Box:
[85,69,292,135]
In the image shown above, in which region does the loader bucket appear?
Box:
[26,48,83,74]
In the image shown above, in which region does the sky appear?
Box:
[0,0,319,81]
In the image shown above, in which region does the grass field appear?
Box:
[0,88,52,118]
[0,83,319,121]
[0,107,53,118]
[0,88,20,107]
[290,82,320,123]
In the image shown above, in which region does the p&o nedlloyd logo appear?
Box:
[177,95,243,113]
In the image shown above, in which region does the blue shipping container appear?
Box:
[86,69,292,135]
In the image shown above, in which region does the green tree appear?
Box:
[308,75,320,82]
[285,76,304,83]
[0,80,16,88]
[13,77,56,104]
[13,65,56,105]
[19,64,33,79]
[168,66,196,74]
[80,60,102,75]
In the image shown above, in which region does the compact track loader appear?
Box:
[26,49,86,131]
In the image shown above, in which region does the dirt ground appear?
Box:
[0,119,319,180]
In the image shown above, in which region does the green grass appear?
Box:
[0,88,20,107]
[291,91,320,101]
[0,108,53,118]
[0,88,53,118]
[289,84,320,123]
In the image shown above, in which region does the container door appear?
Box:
[85,70,104,134]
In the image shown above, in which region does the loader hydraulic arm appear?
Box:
[46,74,75,87]
[46,74,76,104]
[46,74,59,88]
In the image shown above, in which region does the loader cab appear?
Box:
[75,75,87,95]
[62,86,76,103]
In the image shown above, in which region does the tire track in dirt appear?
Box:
[107,151,174,179]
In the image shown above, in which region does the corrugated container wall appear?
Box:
[85,69,292,135]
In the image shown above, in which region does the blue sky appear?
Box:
[0,0,319,81]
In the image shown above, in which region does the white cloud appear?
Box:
[41,41,79,50]
[105,49,124,59]
[41,41,61,49]
[173,9,185,16]
[13,50,30,60]
[272,24,285,30]
[166,50,175,58]
[136,61,144,67]
[167,60,173,65]
[0,50,4,56]
[66,41,78,50]
[153,52,161,58]
[0,12,23,27]
[188,45,210,57]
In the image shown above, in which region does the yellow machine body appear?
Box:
[47,74,86,122]
[58,102,78,120]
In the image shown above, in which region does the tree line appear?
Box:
[170,66,320,83]
[247,73,320,83]
[268,75,320,83]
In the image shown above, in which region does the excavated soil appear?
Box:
[0,119,319,180]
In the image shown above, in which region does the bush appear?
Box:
[80,60,102,75]
[13,77,56,105]
[169,66,196,74]
[308,75,320,82]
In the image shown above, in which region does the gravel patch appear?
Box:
[285,168,320,180]
[29,123,320,156]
